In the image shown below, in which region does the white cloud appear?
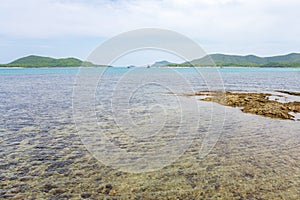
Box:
[0,0,300,55]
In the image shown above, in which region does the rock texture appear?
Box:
[192,91,300,120]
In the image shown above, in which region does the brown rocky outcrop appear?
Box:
[190,91,300,120]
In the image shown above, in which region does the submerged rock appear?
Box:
[80,193,91,198]
[40,184,57,193]
[105,184,113,190]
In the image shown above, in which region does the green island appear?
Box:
[166,53,300,67]
[1,53,300,68]
[0,55,100,68]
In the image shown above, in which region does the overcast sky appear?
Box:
[1,0,300,64]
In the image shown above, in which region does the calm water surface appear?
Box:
[0,67,299,199]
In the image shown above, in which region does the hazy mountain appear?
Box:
[151,60,174,67]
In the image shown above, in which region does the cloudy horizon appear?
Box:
[1,0,300,64]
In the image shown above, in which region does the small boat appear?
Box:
[147,65,150,68]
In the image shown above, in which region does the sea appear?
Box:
[0,67,299,199]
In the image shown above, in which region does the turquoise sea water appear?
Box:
[1,67,299,90]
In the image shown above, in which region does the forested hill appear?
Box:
[167,53,300,67]
[0,55,97,67]
[2,53,300,68]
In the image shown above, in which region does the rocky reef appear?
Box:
[190,91,300,120]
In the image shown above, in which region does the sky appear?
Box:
[1,0,300,65]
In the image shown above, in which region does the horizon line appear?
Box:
[3,52,300,64]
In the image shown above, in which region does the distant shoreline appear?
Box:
[2,53,300,68]
[163,65,300,68]
[1,66,300,69]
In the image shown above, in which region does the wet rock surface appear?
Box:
[191,91,300,120]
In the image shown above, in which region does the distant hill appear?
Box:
[167,53,300,67]
[2,53,300,68]
[151,60,174,67]
[0,55,98,67]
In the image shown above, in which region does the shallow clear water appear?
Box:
[0,67,299,199]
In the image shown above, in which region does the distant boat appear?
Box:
[147,65,150,68]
